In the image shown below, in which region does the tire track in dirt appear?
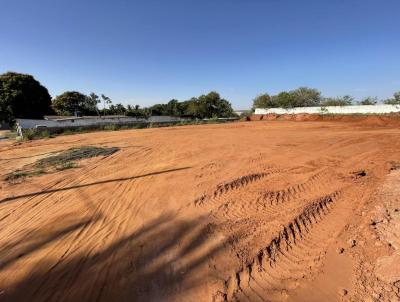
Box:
[194,167,284,207]
[1,120,398,302]
[213,190,346,302]
[209,169,337,221]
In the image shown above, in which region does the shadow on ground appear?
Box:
[0,212,231,302]
[0,167,191,204]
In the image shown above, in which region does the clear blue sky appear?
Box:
[1,0,399,109]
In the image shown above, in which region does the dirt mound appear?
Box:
[1,121,400,301]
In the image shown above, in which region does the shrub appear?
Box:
[103,124,119,131]
[55,162,78,171]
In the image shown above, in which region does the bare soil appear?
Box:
[1,117,400,301]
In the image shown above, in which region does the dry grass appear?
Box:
[4,146,119,182]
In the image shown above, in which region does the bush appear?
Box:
[103,124,119,131]
[21,129,51,140]
[23,129,37,140]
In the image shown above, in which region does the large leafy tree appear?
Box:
[86,93,101,116]
[320,95,353,106]
[252,94,273,110]
[107,103,127,115]
[126,105,150,118]
[52,91,98,115]
[273,91,297,108]
[101,94,112,116]
[358,97,377,105]
[0,72,53,124]
[166,99,180,116]
[290,87,322,107]
[384,91,400,105]
[252,87,322,109]
[149,103,168,115]
[182,98,201,118]
[196,91,234,118]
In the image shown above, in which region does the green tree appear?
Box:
[149,103,168,115]
[358,97,377,105]
[107,103,126,115]
[87,93,101,116]
[166,99,180,116]
[196,91,234,118]
[0,72,53,124]
[52,91,92,115]
[126,105,150,118]
[273,91,297,108]
[320,95,353,106]
[101,94,112,116]
[254,87,322,109]
[184,98,201,118]
[215,98,235,118]
[290,87,322,107]
[252,93,273,110]
[177,99,196,117]
[142,92,234,119]
[384,91,400,105]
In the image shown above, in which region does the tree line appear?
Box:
[252,87,400,110]
[0,72,235,124]
[2,72,400,125]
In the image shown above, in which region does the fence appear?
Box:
[16,116,185,130]
[15,116,187,137]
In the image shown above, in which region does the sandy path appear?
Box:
[0,120,399,301]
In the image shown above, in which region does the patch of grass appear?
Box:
[103,124,119,131]
[4,146,119,183]
[22,129,52,141]
[37,146,119,166]
[4,169,45,182]
[55,161,78,171]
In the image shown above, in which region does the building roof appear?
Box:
[44,115,128,121]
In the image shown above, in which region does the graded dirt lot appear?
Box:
[1,118,400,302]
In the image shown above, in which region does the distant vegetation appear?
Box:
[0,71,236,124]
[383,92,400,105]
[52,91,98,116]
[358,96,378,105]
[51,91,235,119]
[252,87,400,110]
[320,95,354,107]
[1,71,400,125]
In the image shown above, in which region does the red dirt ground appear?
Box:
[1,117,400,301]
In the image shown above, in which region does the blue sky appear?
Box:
[1,0,399,109]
